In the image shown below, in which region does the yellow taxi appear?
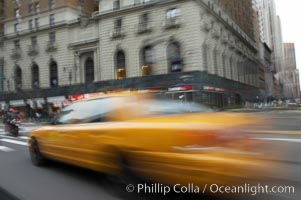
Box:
[28,93,284,188]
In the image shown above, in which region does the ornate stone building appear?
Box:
[0,0,262,109]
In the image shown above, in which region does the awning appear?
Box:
[47,96,66,103]
[27,98,45,108]
[9,100,25,107]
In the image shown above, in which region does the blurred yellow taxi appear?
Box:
[28,93,284,187]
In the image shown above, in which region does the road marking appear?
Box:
[256,137,301,143]
[0,146,15,152]
[19,136,29,140]
[0,135,19,139]
[248,130,301,135]
[0,139,28,146]
[0,135,28,140]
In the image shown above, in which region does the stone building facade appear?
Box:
[93,0,259,85]
[0,0,262,109]
[0,0,4,91]
[0,0,97,92]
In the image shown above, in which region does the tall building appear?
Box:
[218,0,255,40]
[252,1,266,95]
[253,0,285,98]
[0,0,261,111]
[283,43,301,99]
[0,0,4,91]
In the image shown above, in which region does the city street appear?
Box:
[1,0,301,199]
[0,109,301,200]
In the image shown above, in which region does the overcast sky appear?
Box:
[274,0,300,79]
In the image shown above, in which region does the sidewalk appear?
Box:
[227,107,301,113]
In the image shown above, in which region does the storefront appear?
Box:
[0,71,260,110]
[166,85,197,102]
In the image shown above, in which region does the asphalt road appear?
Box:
[0,110,301,200]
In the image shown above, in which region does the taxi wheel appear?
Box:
[107,151,140,183]
[30,139,47,166]
[118,154,142,185]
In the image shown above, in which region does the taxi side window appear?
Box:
[57,97,120,124]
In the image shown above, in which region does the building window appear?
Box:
[32,64,39,89]
[50,61,58,87]
[15,66,22,89]
[166,8,180,21]
[14,40,20,49]
[113,0,120,10]
[49,0,55,10]
[49,14,55,26]
[165,8,181,28]
[116,50,126,80]
[140,12,149,24]
[115,18,122,31]
[138,12,151,33]
[112,18,124,38]
[78,0,84,12]
[85,57,94,83]
[31,36,37,46]
[35,2,40,14]
[28,3,34,15]
[29,20,33,30]
[167,42,182,72]
[135,0,151,4]
[141,46,154,76]
[49,32,56,44]
[15,8,21,19]
[14,23,20,33]
[78,0,84,6]
[35,18,39,28]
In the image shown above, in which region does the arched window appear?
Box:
[85,57,94,83]
[50,61,58,87]
[116,50,126,80]
[32,64,39,89]
[15,66,22,90]
[141,46,153,76]
[167,42,182,72]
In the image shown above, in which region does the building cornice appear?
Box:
[3,5,91,23]
[68,38,99,49]
[3,20,79,40]
[92,0,186,20]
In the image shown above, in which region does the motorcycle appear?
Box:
[4,118,21,137]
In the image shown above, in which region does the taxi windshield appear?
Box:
[56,96,211,124]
